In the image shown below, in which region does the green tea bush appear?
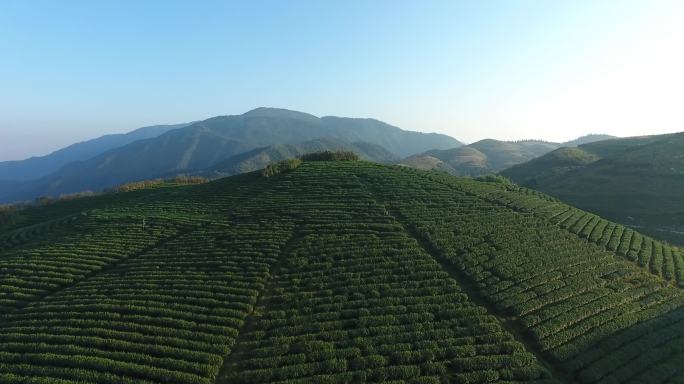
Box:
[261,158,302,177]
[300,151,359,162]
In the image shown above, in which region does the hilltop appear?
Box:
[208,138,397,176]
[502,132,684,245]
[1,158,684,383]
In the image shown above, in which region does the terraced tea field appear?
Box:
[1,160,684,383]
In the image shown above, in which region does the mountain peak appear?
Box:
[241,107,319,121]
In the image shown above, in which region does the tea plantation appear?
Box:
[1,159,684,383]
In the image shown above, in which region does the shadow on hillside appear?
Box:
[563,305,684,383]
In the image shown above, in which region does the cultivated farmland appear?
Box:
[1,159,683,383]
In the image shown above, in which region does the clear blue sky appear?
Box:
[2,0,683,160]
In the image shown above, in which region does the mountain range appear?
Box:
[0,107,619,206]
[208,138,397,176]
[0,108,460,203]
[502,132,684,245]
[0,122,191,181]
[399,135,614,176]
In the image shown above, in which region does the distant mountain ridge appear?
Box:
[399,134,613,176]
[209,138,397,175]
[0,123,191,181]
[192,107,462,157]
[0,107,618,205]
[0,108,461,203]
[560,133,616,147]
[501,132,684,245]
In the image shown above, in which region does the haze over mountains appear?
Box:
[3,107,684,382]
[0,107,620,205]
[0,108,460,203]
[2,106,662,219]
[399,135,615,176]
[208,138,397,176]
[0,123,192,181]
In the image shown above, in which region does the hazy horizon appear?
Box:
[0,106,644,162]
[2,0,684,161]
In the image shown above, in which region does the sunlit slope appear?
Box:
[400,139,558,177]
[361,166,684,383]
[1,161,684,383]
[216,165,551,383]
[399,135,613,177]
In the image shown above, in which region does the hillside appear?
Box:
[2,159,684,383]
[399,135,613,177]
[500,147,601,188]
[400,139,559,176]
[502,132,684,245]
[0,108,460,203]
[0,122,190,181]
[209,138,396,175]
[560,134,616,147]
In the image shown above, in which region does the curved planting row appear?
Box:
[0,214,85,252]
[0,170,295,383]
[441,176,684,287]
[104,172,273,222]
[359,165,684,383]
[6,160,683,383]
[222,163,554,384]
[0,223,293,384]
[0,216,181,313]
[0,171,270,240]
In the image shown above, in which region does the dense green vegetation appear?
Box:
[211,138,393,176]
[261,159,303,177]
[2,158,684,383]
[500,148,600,188]
[220,165,548,383]
[299,151,359,162]
[359,165,684,383]
[501,132,684,245]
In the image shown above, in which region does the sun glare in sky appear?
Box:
[474,2,684,143]
[0,0,683,160]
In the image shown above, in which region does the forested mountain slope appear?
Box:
[208,138,396,175]
[502,132,684,245]
[560,134,615,147]
[0,108,460,204]
[0,122,190,181]
[1,159,684,383]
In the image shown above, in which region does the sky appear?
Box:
[1,0,684,161]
